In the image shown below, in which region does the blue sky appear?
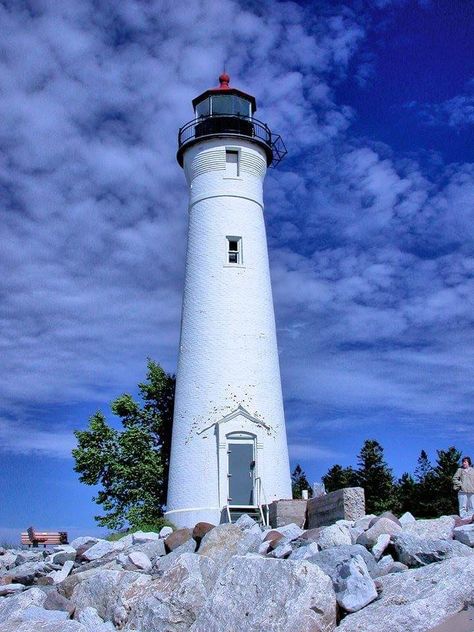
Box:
[1,0,474,543]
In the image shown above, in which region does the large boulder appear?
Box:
[356,517,402,548]
[71,569,151,622]
[334,555,377,613]
[164,528,192,553]
[198,523,260,571]
[81,540,124,562]
[402,516,455,540]
[308,544,379,581]
[190,555,336,632]
[315,524,352,550]
[453,524,474,547]
[7,561,48,585]
[0,587,46,622]
[123,553,216,631]
[338,555,474,632]
[154,538,197,574]
[391,533,474,567]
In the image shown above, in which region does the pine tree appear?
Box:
[396,472,417,515]
[356,439,396,514]
[291,464,312,499]
[413,449,437,517]
[322,464,358,493]
[431,446,461,516]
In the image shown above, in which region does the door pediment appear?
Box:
[197,404,270,436]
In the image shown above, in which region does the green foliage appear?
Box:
[322,440,463,518]
[356,440,396,514]
[430,446,461,516]
[73,359,175,531]
[322,464,358,493]
[291,464,313,499]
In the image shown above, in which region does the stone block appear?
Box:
[268,499,307,528]
[307,487,365,528]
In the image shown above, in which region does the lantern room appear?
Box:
[177,73,287,168]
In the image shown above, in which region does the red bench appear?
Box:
[21,527,68,548]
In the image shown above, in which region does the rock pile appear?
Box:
[1,512,474,631]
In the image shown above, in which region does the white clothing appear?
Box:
[458,492,474,518]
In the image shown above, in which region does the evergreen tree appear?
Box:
[413,449,437,517]
[356,439,396,514]
[72,360,175,530]
[322,464,358,493]
[291,464,313,499]
[396,472,417,515]
[431,446,461,516]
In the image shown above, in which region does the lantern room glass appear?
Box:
[195,95,252,118]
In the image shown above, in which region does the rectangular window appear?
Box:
[227,236,242,265]
[226,150,239,177]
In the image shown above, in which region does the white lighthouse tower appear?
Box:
[165,74,291,528]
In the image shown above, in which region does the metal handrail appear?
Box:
[177,114,287,168]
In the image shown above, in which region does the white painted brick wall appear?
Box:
[166,138,291,527]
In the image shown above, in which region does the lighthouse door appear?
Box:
[227,441,254,506]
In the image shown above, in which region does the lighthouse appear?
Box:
[165,74,291,528]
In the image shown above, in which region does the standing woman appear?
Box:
[453,456,474,518]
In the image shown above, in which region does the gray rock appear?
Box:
[198,523,260,572]
[307,487,365,528]
[0,621,86,631]
[399,511,416,526]
[48,560,74,584]
[234,514,257,530]
[154,538,197,574]
[132,531,160,544]
[269,499,307,529]
[8,561,48,585]
[43,590,75,616]
[81,540,124,562]
[353,515,377,530]
[190,555,336,632]
[402,516,455,540]
[0,552,18,568]
[130,538,166,561]
[356,517,402,548]
[334,555,378,612]
[316,523,352,550]
[376,554,395,576]
[49,546,76,565]
[0,583,26,596]
[308,544,379,582]
[288,542,320,561]
[272,523,304,541]
[258,541,272,555]
[75,607,115,631]
[0,587,46,623]
[127,551,152,571]
[123,553,216,631]
[69,537,98,552]
[372,511,401,527]
[372,533,391,560]
[453,524,474,547]
[18,606,69,622]
[159,526,173,539]
[392,532,474,567]
[338,555,474,632]
[71,569,151,621]
[269,541,293,559]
